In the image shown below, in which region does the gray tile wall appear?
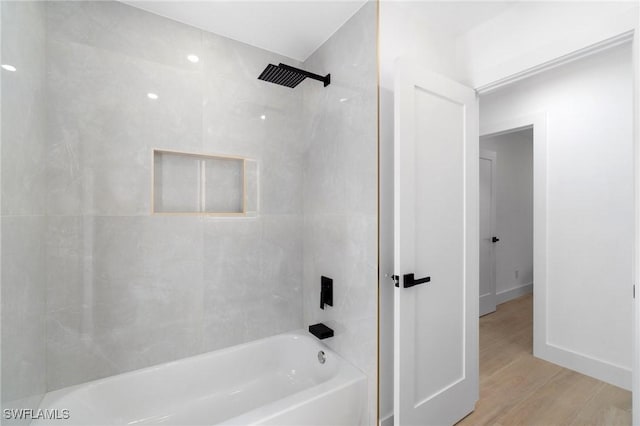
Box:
[301,2,379,424]
[1,1,48,421]
[44,0,304,391]
[3,4,379,423]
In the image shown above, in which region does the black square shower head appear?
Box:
[258,63,330,88]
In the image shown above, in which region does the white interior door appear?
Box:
[393,60,479,425]
[479,151,497,316]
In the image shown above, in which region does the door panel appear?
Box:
[394,61,479,425]
[479,152,497,316]
[414,88,465,402]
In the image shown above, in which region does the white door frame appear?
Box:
[479,149,497,317]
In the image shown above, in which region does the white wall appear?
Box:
[379,2,638,420]
[481,43,633,388]
[379,1,461,89]
[480,129,533,302]
[457,2,638,88]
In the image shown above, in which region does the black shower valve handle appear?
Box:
[320,276,333,309]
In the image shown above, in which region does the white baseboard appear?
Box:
[379,413,394,426]
[536,341,632,390]
[496,282,533,305]
[479,293,496,316]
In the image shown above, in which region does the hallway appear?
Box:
[457,294,632,425]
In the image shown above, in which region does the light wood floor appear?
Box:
[457,293,632,426]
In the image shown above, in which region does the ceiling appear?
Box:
[120,0,367,61]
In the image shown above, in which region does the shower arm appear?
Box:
[278,64,331,87]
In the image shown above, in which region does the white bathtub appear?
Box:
[34,331,366,426]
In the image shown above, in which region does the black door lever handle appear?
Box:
[402,273,431,288]
[492,236,500,243]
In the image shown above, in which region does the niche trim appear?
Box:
[151,149,253,217]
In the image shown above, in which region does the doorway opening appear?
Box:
[479,127,533,319]
[470,127,538,422]
[478,125,535,388]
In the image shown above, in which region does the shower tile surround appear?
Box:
[43,0,305,390]
[2,0,378,423]
[1,1,48,420]
[302,3,378,424]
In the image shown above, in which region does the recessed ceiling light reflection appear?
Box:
[260,115,266,120]
[2,64,17,72]
[147,92,159,100]
[339,98,348,103]
[187,54,199,63]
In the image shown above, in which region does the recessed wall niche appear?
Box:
[152,149,257,216]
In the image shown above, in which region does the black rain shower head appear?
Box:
[258,63,330,88]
